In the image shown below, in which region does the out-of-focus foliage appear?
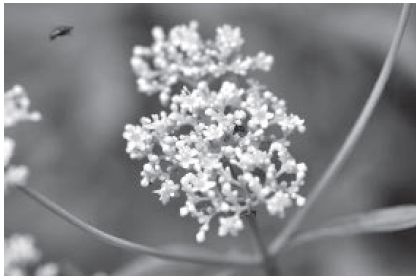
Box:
[4,4,415,275]
[113,244,262,276]
[288,205,416,249]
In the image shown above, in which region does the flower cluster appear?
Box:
[5,234,59,276]
[4,85,41,191]
[130,21,273,105]
[123,80,306,242]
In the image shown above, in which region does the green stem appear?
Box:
[269,3,411,255]
[246,213,281,275]
[16,186,260,267]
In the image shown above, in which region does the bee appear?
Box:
[49,26,74,41]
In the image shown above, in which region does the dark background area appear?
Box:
[4,3,415,275]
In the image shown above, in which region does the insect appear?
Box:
[49,26,74,41]
[233,125,247,136]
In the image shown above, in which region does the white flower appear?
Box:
[5,165,29,190]
[218,215,244,237]
[123,124,153,160]
[248,104,274,128]
[169,21,201,54]
[130,22,273,105]
[181,172,216,193]
[296,163,308,181]
[141,161,163,187]
[193,173,217,193]
[34,263,59,276]
[4,234,59,276]
[153,180,179,205]
[4,85,41,128]
[203,124,224,141]
[4,137,15,166]
[215,25,244,57]
[4,86,41,192]
[266,191,292,217]
[175,145,199,168]
[5,234,41,270]
[196,230,206,243]
[251,52,274,71]
[280,114,306,134]
[125,23,307,242]
[124,80,307,241]
[236,146,270,171]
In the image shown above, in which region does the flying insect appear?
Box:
[49,26,74,41]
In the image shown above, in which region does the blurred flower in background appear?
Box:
[5,234,59,276]
[4,85,41,191]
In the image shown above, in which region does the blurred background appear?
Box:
[4,3,415,275]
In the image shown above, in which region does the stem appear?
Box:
[246,213,281,275]
[269,3,411,255]
[16,186,260,267]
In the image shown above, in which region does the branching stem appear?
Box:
[269,3,411,255]
[16,186,260,267]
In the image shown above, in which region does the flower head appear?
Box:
[130,21,274,105]
[124,81,306,242]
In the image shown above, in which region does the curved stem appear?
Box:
[269,3,411,255]
[16,186,260,266]
[246,213,281,275]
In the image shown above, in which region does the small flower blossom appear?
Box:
[153,180,179,205]
[218,215,244,237]
[4,234,59,276]
[34,263,60,276]
[4,86,41,191]
[247,104,274,129]
[130,21,274,105]
[5,165,29,189]
[215,25,244,57]
[4,85,41,128]
[124,80,307,242]
[266,191,293,217]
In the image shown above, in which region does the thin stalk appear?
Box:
[246,213,281,275]
[16,186,260,267]
[269,3,411,255]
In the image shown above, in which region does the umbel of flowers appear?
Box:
[130,21,273,105]
[4,85,41,191]
[124,22,307,242]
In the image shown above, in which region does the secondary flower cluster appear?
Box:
[123,80,306,242]
[4,85,41,191]
[5,234,59,276]
[130,21,273,105]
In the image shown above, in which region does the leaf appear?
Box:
[112,244,262,276]
[287,205,416,249]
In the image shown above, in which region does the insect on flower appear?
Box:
[233,124,247,135]
[49,26,74,41]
